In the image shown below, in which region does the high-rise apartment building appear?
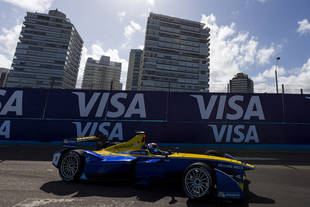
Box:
[229,73,254,93]
[82,56,122,90]
[6,9,83,89]
[139,13,210,92]
[126,49,143,91]
[0,68,10,87]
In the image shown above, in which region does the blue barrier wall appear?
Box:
[0,88,309,145]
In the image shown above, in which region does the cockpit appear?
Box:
[146,142,171,155]
[127,143,172,156]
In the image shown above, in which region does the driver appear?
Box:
[147,143,166,155]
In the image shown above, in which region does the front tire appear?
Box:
[183,163,214,199]
[59,151,84,181]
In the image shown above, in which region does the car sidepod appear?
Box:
[82,151,137,179]
[134,156,197,184]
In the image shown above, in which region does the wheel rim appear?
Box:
[184,167,211,198]
[60,153,79,180]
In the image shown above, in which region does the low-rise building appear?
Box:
[229,73,254,93]
[82,56,121,90]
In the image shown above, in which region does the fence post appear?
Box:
[281,84,285,121]
[301,88,303,95]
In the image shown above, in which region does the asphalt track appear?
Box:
[1,145,310,207]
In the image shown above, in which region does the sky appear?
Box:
[0,0,309,93]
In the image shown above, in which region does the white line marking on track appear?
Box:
[13,198,75,207]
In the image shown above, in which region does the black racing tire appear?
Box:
[59,150,84,182]
[182,162,214,199]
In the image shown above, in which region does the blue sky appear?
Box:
[0,0,309,93]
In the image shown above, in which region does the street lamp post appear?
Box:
[275,57,280,94]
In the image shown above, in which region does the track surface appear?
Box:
[1,145,310,207]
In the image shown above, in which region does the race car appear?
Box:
[52,131,254,199]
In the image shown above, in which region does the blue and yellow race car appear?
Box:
[52,131,254,199]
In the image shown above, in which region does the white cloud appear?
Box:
[218,23,235,40]
[138,45,144,50]
[239,37,258,65]
[130,21,142,30]
[0,24,22,55]
[146,0,155,6]
[301,57,310,72]
[201,14,258,91]
[124,26,134,40]
[0,23,22,68]
[254,82,275,93]
[256,65,286,80]
[0,54,11,68]
[253,58,310,93]
[124,21,142,40]
[256,46,275,64]
[2,0,53,12]
[120,42,130,49]
[278,62,310,93]
[200,13,283,92]
[297,19,310,35]
[118,11,126,22]
[76,43,128,90]
[251,73,265,83]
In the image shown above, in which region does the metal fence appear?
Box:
[210,83,310,94]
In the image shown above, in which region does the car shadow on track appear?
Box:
[40,179,275,206]
[186,180,275,207]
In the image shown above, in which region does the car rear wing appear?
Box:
[63,134,107,149]
[104,131,146,152]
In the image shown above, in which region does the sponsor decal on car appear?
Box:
[52,152,61,166]
[218,163,243,170]
[218,192,242,198]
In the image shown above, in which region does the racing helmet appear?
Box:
[147,143,158,150]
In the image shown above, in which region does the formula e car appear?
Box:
[52,132,254,199]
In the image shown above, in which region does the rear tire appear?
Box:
[183,162,214,199]
[59,151,84,181]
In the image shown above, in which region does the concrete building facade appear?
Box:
[126,49,143,91]
[6,9,83,89]
[82,56,122,90]
[229,73,254,93]
[139,13,210,92]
